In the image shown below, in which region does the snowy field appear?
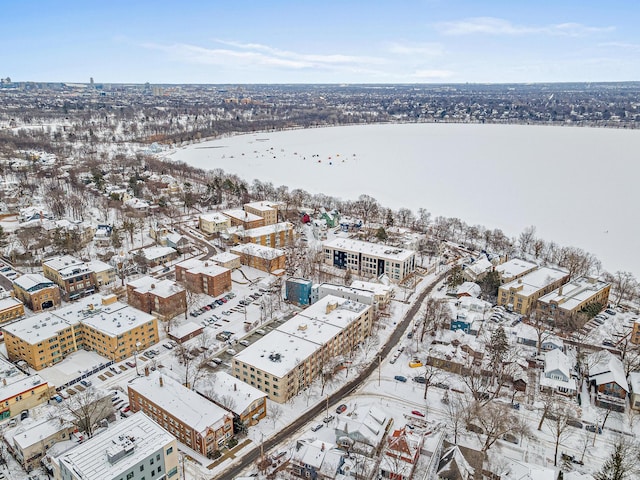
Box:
[167,123,640,276]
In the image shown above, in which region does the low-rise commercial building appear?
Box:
[53,412,179,480]
[4,294,159,370]
[233,296,372,403]
[495,258,538,284]
[126,276,186,321]
[13,273,61,312]
[128,372,234,457]
[6,417,74,471]
[323,238,416,283]
[43,255,97,301]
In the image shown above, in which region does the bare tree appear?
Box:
[605,271,638,307]
[53,388,113,439]
[545,405,574,466]
[444,394,467,444]
[469,401,517,452]
[269,403,283,428]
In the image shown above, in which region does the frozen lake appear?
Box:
[167,123,640,276]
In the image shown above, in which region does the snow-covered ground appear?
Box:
[167,123,640,276]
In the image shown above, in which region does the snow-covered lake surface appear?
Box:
[168,123,640,276]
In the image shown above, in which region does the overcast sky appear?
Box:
[4,0,640,84]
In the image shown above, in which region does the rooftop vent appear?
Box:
[268,353,282,362]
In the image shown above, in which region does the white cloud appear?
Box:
[385,41,444,56]
[436,17,614,37]
[142,39,388,74]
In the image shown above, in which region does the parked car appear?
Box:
[502,433,518,444]
[413,376,426,384]
[433,382,450,390]
[567,419,583,429]
[163,343,173,350]
[605,309,616,316]
[256,329,266,335]
[409,359,423,368]
[311,424,324,432]
[80,380,92,387]
[394,375,407,382]
[51,395,63,403]
[239,340,250,347]
[226,349,237,355]
[126,361,136,368]
[411,410,425,417]
[586,425,602,434]
[323,415,335,423]
[20,410,29,420]
[336,404,347,414]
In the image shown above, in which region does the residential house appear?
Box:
[539,349,577,396]
[19,206,53,223]
[436,441,484,480]
[126,276,186,321]
[42,255,97,301]
[334,406,390,456]
[455,282,481,299]
[128,372,234,457]
[588,350,629,412]
[379,427,424,480]
[93,224,113,246]
[290,439,343,480]
[6,417,74,471]
[463,256,493,283]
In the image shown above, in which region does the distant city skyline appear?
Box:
[4,0,640,84]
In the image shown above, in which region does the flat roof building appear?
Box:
[53,412,179,480]
[13,273,61,312]
[537,276,611,324]
[498,266,570,316]
[323,238,416,283]
[42,254,97,301]
[4,294,159,370]
[233,296,372,403]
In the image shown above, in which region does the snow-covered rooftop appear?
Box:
[128,275,185,298]
[4,294,155,344]
[169,321,202,339]
[500,266,568,297]
[231,243,284,258]
[210,251,240,263]
[244,201,278,212]
[43,254,90,277]
[538,276,610,312]
[495,259,538,280]
[13,272,55,291]
[199,212,230,223]
[223,209,263,222]
[141,246,176,261]
[128,372,230,434]
[323,238,414,261]
[239,222,293,238]
[86,259,114,274]
[56,412,174,480]
[588,350,629,392]
[349,280,392,296]
[197,371,267,415]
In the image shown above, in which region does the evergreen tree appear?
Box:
[595,438,639,480]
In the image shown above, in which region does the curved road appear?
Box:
[217,270,449,479]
